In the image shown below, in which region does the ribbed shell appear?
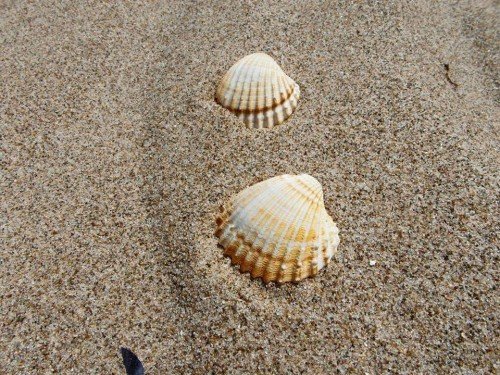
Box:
[215,53,300,129]
[215,174,340,283]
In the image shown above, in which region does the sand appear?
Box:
[1,0,499,373]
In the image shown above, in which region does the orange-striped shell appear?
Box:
[215,53,300,129]
[215,174,340,283]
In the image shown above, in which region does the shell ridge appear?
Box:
[236,54,261,111]
[319,217,329,265]
[268,72,283,106]
[277,198,316,282]
[245,182,304,278]
[232,182,295,261]
[225,182,298,273]
[232,60,254,112]
[263,183,317,282]
[227,58,252,108]
[324,217,333,260]
[242,58,260,119]
[252,183,302,248]
[221,185,267,241]
[285,188,323,282]
[230,79,296,115]
[278,74,290,102]
[242,178,305,280]
[221,66,239,108]
[230,180,278,223]
[217,183,266,243]
[311,219,324,276]
[286,188,321,281]
[241,181,300,236]
[312,215,328,272]
[239,182,298,273]
[218,177,295,259]
[286,175,322,201]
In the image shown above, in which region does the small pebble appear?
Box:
[369,260,377,266]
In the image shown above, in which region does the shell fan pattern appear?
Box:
[215,53,300,129]
[215,174,340,283]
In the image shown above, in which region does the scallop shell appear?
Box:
[215,174,340,283]
[215,53,300,129]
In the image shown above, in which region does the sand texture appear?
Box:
[1,1,499,373]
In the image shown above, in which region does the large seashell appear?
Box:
[215,53,300,129]
[215,174,340,283]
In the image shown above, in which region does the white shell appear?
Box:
[215,174,340,283]
[215,53,300,129]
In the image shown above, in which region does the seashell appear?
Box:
[215,53,300,129]
[215,174,340,283]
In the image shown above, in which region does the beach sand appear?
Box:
[1,1,498,373]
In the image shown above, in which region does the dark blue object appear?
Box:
[120,347,145,375]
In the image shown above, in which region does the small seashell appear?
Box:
[215,174,340,283]
[215,53,300,129]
